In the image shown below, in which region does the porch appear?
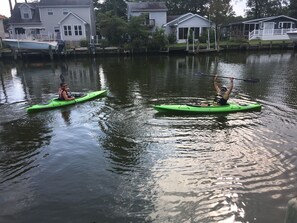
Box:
[249,28,297,40]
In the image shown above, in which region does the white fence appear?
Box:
[249,28,297,40]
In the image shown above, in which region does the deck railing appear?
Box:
[249,28,297,40]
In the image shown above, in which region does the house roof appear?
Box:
[58,12,87,25]
[0,15,7,20]
[9,3,41,25]
[167,15,181,23]
[224,15,297,27]
[39,0,92,6]
[127,2,168,12]
[243,15,297,24]
[164,13,210,27]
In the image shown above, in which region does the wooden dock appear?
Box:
[0,40,296,61]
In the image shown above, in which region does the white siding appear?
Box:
[150,12,166,29]
[178,17,210,28]
[0,19,5,39]
[39,6,94,37]
[60,15,86,41]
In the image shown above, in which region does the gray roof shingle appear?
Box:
[39,0,92,6]
[9,3,41,24]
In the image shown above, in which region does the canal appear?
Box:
[1,51,297,223]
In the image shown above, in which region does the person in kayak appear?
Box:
[58,83,75,100]
[213,75,234,105]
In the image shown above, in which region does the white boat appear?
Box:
[2,39,58,51]
[286,31,297,42]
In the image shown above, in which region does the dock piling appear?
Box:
[284,197,297,223]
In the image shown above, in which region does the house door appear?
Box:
[263,22,274,35]
[55,27,61,40]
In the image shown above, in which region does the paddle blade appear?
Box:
[243,78,260,83]
[195,71,208,76]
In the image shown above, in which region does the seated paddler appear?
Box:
[58,83,75,101]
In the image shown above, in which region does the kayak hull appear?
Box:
[153,102,262,114]
[27,90,107,112]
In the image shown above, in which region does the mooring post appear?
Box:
[49,46,53,60]
[13,49,17,60]
[284,197,297,223]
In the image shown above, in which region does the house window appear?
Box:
[64,25,72,36]
[178,27,189,39]
[48,9,53,15]
[23,13,29,19]
[279,22,293,29]
[15,28,25,34]
[190,27,200,39]
[74,25,82,36]
[21,6,31,19]
[63,9,68,15]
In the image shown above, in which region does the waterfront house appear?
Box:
[126,1,212,43]
[126,1,168,32]
[163,13,213,43]
[225,15,297,41]
[0,15,6,39]
[8,0,96,44]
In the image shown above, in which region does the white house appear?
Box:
[8,0,95,43]
[225,15,297,41]
[0,15,6,39]
[163,13,213,43]
[126,2,212,43]
[126,1,168,32]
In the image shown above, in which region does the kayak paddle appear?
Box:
[196,71,260,83]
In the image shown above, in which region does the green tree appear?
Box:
[148,28,169,49]
[97,12,127,46]
[208,0,235,49]
[246,0,289,18]
[164,0,209,15]
[126,15,150,49]
[94,0,127,18]
[289,0,297,18]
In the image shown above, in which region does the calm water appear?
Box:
[1,51,297,223]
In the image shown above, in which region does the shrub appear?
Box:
[80,39,89,47]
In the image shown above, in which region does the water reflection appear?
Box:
[61,110,71,125]
[0,52,297,222]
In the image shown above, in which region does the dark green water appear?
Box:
[1,51,297,223]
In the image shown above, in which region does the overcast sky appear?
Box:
[0,0,247,18]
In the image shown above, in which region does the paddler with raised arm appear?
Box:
[213,75,234,105]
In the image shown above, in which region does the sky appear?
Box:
[0,0,247,18]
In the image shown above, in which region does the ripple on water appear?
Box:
[124,103,296,222]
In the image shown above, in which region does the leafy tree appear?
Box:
[126,15,150,49]
[148,28,169,49]
[97,12,127,46]
[208,0,235,49]
[164,0,209,15]
[183,0,209,15]
[289,0,297,18]
[94,0,127,18]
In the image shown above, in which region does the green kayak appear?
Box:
[27,90,107,112]
[153,102,262,114]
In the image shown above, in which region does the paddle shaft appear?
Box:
[197,72,260,83]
